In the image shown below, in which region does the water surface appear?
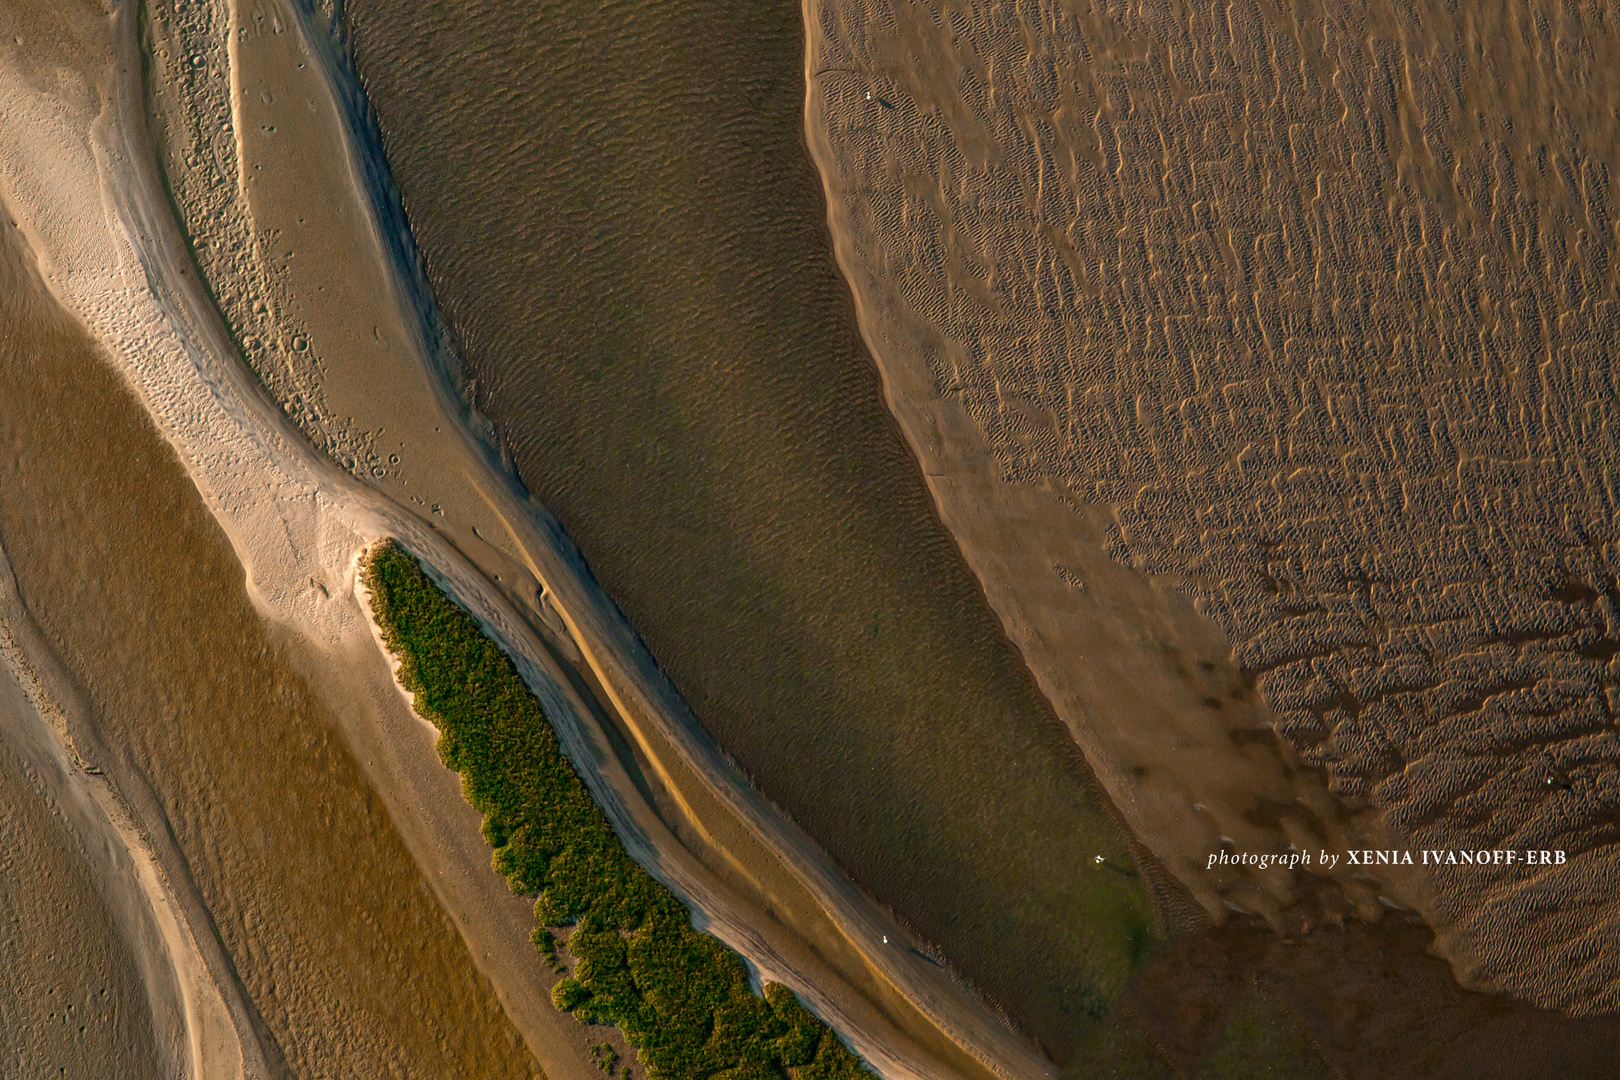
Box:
[341,0,1157,1056]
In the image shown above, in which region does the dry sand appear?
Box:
[0,8,267,1077]
[0,1,1069,1076]
[804,0,1620,1014]
[21,0,1605,1071]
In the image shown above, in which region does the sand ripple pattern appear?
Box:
[808,0,1620,1011]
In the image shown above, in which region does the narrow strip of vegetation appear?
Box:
[364,541,875,1080]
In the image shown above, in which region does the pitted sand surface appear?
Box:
[806,0,1620,1012]
[0,707,163,1080]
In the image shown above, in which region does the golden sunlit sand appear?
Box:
[6,0,1620,1077]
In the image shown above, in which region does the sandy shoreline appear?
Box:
[0,537,267,1080]
[349,544,986,1080]
[0,0,1059,1076]
[333,0,1163,1058]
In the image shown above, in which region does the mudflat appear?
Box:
[0,693,162,1080]
[805,0,1620,1016]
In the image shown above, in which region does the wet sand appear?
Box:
[132,0,1069,1075]
[0,706,163,1080]
[805,0,1620,1017]
[339,0,1166,1059]
[0,187,541,1077]
[20,2,1062,1073]
[15,0,1609,1072]
[1128,914,1620,1080]
[0,11,153,1077]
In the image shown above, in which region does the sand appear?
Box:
[0,659,167,1080]
[16,0,1611,1070]
[0,197,547,1078]
[803,0,1620,1014]
[336,0,1183,1061]
[0,9,265,1077]
[0,1,1067,1076]
[0,536,271,1080]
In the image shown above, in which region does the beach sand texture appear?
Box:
[805,0,1620,1012]
[10,0,1620,1073]
[137,2,1061,1074]
[0,8,162,1078]
[337,0,1172,1058]
[9,2,1070,1074]
[0,707,163,1080]
[0,201,541,1078]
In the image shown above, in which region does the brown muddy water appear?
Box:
[0,213,538,1077]
[340,0,1158,1056]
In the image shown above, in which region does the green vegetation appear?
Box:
[363,541,875,1080]
[590,1042,623,1076]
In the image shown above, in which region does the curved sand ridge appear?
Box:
[0,538,273,1080]
[0,9,272,1076]
[804,0,1620,1011]
[0,1,1053,1077]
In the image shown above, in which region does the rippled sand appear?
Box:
[0,706,162,1080]
[806,0,1620,1015]
[13,0,1617,1072]
[0,17,164,1078]
[338,0,1174,1057]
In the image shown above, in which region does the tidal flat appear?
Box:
[806,0,1620,1036]
[0,216,540,1079]
[10,0,1620,1075]
[339,0,1162,1057]
[0,697,162,1080]
[131,0,1068,1071]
